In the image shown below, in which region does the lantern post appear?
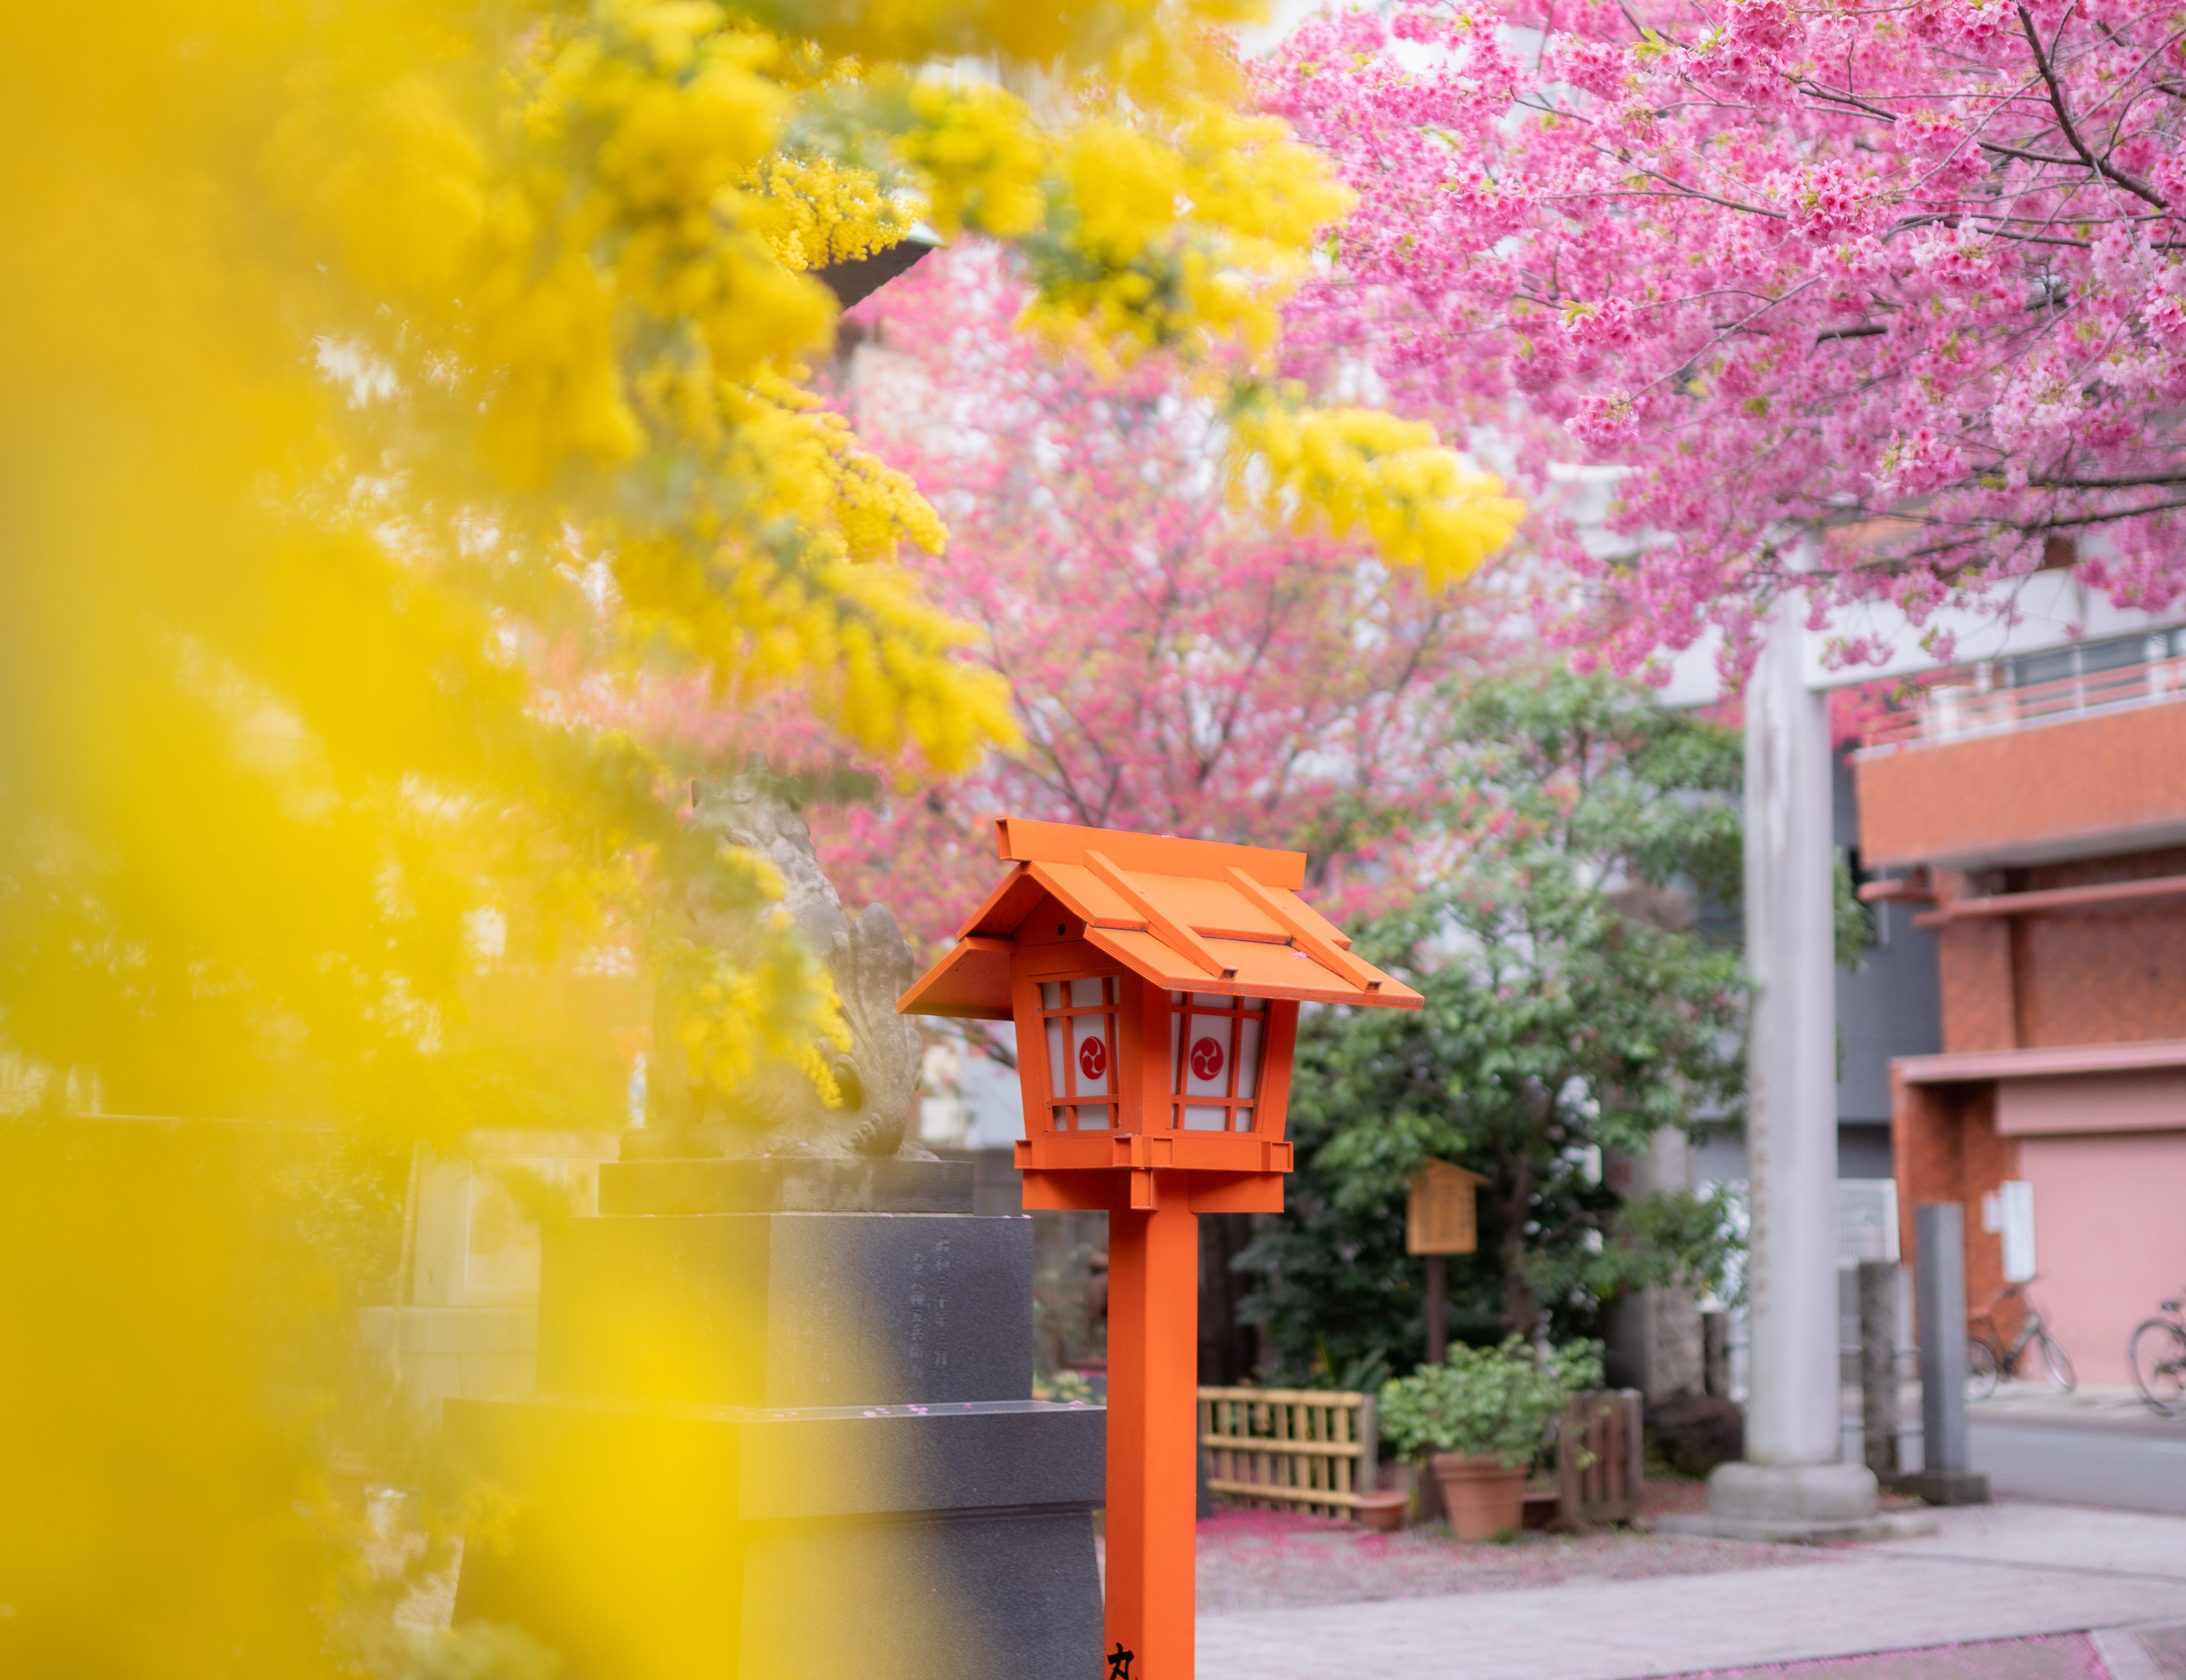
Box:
[898,818,1421,1680]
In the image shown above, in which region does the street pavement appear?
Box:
[1968,1385,2186,1517]
[1847,1381,2186,1517]
[1196,1502,2186,1680]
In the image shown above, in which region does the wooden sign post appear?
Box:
[900,818,1421,1679]
[1407,1160,1486,1365]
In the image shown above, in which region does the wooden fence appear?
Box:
[1555,1389,1644,1529]
[1200,1385,1643,1530]
[1198,1387,1378,1520]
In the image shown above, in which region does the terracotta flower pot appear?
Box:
[1431,1451,1527,1540]
[1354,1489,1408,1533]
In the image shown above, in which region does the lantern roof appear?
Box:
[896,817,1425,1020]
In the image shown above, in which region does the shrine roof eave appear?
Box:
[899,815,1422,1019]
[895,937,1015,1021]
[900,901,1421,1019]
[894,925,1422,1017]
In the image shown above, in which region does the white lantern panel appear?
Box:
[1182,1015,1232,1096]
[1045,1017,1068,1098]
[1071,1011,1115,1095]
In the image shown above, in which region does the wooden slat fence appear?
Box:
[1199,1385,1641,1528]
[1198,1387,1377,1520]
[1555,1389,1644,1529]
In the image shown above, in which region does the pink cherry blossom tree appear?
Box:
[1258,0,2186,674]
[784,243,1506,950]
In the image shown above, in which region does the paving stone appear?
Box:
[1196,1535,2186,1680]
[1666,1632,2106,1679]
[1190,1508,1838,1617]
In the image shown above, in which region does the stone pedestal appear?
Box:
[1675,1460,1933,1542]
[450,1156,1104,1679]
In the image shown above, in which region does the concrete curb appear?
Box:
[2088,1621,2181,1680]
[1656,1509,1940,1545]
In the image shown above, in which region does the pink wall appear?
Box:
[2019,1130,2186,1387]
[2000,1069,2186,1135]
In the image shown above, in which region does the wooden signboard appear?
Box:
[1408,1160,1486,1366]
[1407,1159,1485,1255]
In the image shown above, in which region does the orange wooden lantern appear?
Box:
[899,817,1420,1680]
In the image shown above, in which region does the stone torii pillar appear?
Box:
[1666,584,1928,1542]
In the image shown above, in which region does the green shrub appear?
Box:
[1378,1336,1604,1468]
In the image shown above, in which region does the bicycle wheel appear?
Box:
[2130,1318,2186,1417]
[2036,1329,2076,1394]
[1966,1337,2001,1401]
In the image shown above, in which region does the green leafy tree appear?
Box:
[1243,672,1757,1372]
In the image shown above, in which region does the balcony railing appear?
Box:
[1855,651,2186,754]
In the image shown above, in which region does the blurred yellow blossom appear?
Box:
[0,0,1518,1667]
[1234,401,1529,589]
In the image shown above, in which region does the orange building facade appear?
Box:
[1856,633,2186,1384]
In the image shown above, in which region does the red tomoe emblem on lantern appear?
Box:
[1189,1036,1224,1081]
[1079,1037,1108,1081]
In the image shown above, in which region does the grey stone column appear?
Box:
[1917,1203,1968,1471]
[1858,1259,1901,1479]
[1664,585,1926,1541]
[1737,585,1847,1479]
[1907,1201,1990,1503]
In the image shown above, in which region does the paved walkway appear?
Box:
[1191,1503,1839,1617]
[1196,1503,2186,1680]
[1676,1635,2110,1678]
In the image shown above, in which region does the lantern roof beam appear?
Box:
[1222,867,1384,993]
[1025,860,1152,934]
[1083,850,1234,979]
[1082,926,1420,1007]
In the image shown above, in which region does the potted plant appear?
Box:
[1379,1336,1602,1540]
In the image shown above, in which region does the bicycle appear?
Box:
[2129,1292,2186,1417]
[1966,1279,2076,1399]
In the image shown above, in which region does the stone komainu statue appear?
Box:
[649,764,928,1159]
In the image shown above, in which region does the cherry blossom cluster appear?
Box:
[1258,0,2186,672]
